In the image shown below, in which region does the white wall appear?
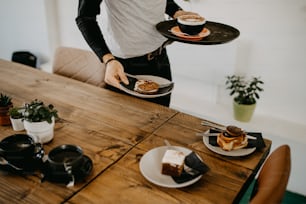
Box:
[50,0,306,126]
[0,0,53,66]
[56,0,89,49]
[1,0,306,195]
[174,0,306,125]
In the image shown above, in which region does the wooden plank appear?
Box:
[153,112,271,170]
[0,60,271,203]
[0,59,178,146]
[0,120,132,204]
[0,59,178,203]
[148,112,271,203]
[67,135,255,204]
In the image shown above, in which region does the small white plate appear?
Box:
[139,146,202,188]
[203,136,256,157]
[120,75,173,98]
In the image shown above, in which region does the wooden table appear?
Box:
[0,59,271,204]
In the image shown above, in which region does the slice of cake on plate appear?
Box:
[161,149,185,177]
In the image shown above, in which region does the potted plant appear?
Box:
[9,107,25,131]
[226,75,264,122]
[23,99,58,143]
[0,93,13,126]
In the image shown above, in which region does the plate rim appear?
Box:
[120,75,173,98]
[202,136,256,157]
[139,146,202,188]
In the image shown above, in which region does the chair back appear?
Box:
[52,46,106,87]
[250,145,291,204]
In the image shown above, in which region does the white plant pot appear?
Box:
[10,117,24,131]
[24,118,55,144]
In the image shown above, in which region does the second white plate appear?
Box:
[203,136,256,157]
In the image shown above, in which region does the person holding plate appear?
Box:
[76,0,198,106]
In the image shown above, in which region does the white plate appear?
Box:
[203,136,256,157]
[120,75,173,98]
[139,146,202,188]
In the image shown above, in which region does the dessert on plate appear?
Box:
[134,79,159,94]
[161,149,185,177]
[217,125,248,151]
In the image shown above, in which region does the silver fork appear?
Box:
[199,121,257,139]
[201,121,226,131]
[195,132,218,137]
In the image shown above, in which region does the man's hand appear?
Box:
[104,59,129,89]
[102,53,129,89]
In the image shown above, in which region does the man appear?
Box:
[76,0,196,106]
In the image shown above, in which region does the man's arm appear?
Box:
[76,0,128,88]
[76,0,110,62]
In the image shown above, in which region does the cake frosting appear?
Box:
[161,149,185,177]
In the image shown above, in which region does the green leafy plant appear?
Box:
[9,107,24,119]
[225,75,264,105]
[24,99,58,123]
[0,93,12,107]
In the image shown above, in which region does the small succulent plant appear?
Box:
[0,93,12,107]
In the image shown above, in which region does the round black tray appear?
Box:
[156,20,240,45]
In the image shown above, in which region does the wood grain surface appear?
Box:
[0,59,177,203]
[67,113,271,204]
[0,59,271,204]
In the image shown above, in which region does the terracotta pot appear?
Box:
[0,104,13,126]
[233,101,256,122]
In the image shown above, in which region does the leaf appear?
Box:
[257,87,264,91]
